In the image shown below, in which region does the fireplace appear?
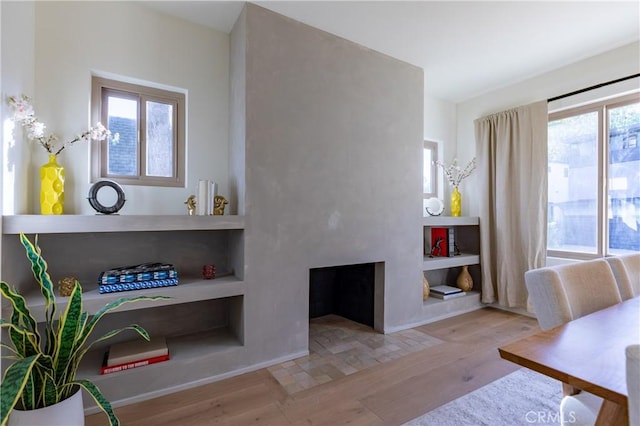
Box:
[309,262,384,329]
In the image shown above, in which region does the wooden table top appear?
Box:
[499,296,640,406]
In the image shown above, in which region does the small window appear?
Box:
[91,76,186,187]
[423,140,438,199]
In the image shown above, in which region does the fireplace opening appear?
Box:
[309,263,375,328]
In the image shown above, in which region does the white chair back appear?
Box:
[605,254,640,300]
[525,259,622,331]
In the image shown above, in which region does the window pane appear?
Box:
[107,96,138,176]
[423,147,433,193]
[608,102,640,253]
[548,112,599,253]
[146,101,174,177]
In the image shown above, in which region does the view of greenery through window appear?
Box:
[548,95,640,256]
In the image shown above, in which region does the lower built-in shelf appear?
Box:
[422,290,482,322]
[78,326,245,408]
[78,327,243,381]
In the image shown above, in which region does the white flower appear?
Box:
[7,94,113,156]
[90,122,109,141]
[9,95,34,121]
[27,121,46,139]
[435,157,476,188]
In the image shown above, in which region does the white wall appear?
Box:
[456,41,640,216]
[2,2,230,215]
[1,1,35,216]
[424,95,456,196]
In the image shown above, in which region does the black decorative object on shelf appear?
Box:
[88,180,126,214]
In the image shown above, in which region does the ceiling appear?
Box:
[141,1,640,103]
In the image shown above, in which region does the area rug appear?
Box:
[404,368,563,426]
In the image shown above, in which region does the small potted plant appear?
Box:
[0,233,168,425]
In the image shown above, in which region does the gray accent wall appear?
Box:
[232,4,424,362]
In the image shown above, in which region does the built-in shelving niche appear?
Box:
[1,217,246,407]
[79,296,244,377]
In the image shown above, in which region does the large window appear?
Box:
[548,93,640,258]
[91,76,186,187]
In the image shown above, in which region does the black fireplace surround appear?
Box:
[309,263,375,327]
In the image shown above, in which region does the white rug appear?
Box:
[404,369,563,426]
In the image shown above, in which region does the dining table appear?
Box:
[498,296,640,426]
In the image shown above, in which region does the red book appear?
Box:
[430,227,449,257]
[101,352,170,375]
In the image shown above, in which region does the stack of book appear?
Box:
[98,262,178,294]
[101,337,170,375]
[429,285,466,300]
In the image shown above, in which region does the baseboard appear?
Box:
[384,303,484,333]
[487,303,536,319]
[82,349,309,416]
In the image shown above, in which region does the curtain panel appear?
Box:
[475,101,548,309]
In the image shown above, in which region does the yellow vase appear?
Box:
[451,187,461,217]
[40,154,65,215]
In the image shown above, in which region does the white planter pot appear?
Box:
[8,388,84,426]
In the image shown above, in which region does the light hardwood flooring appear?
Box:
[85,307,541,426]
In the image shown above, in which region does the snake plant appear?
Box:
[0,233,169,426]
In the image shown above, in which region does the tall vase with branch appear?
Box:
[7,94,118,214]
[435,157,476,217]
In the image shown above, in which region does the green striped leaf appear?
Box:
[0,320,39,357]
[53,282,82,383]
[0,355,39,425]
[74,379,120,426]
[0,282,38,346]
[19,234,56,324]
[41,373,58,406]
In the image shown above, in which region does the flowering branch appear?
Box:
[434,157,476,188]
[7,94,117,156]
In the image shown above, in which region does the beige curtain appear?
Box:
[474,101,548,309]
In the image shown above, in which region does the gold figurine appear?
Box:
[213,195,228,215]
[59,276,78,297]
[185,195,196,216]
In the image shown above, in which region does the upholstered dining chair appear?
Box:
[524,259,622,331]
[605,253,640,300]
[525,259,624,426]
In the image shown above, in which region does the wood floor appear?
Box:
[85,307,541,426]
